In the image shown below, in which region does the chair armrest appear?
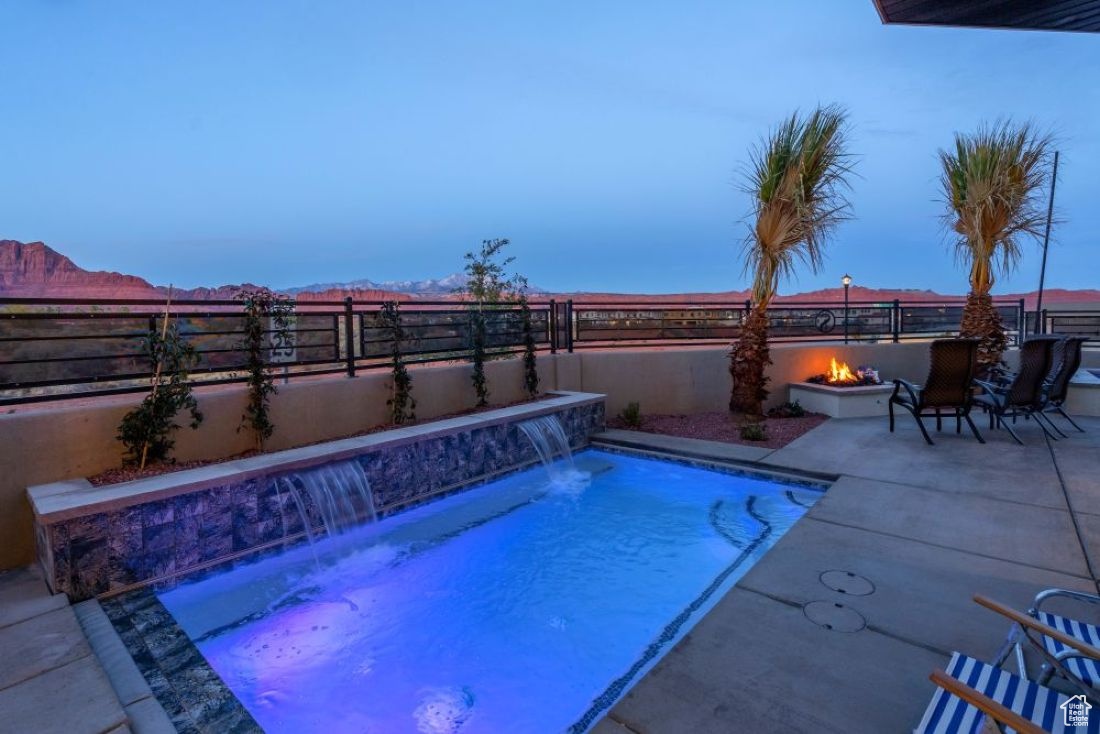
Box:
[987,366,1015,384]
[974,595,1100,660]
[928,670,1046,734]
[1032,588,1100,614]
[892,378,920,405]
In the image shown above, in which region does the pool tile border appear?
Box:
[100,588,262,734]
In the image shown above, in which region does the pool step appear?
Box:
[0,564,173,734]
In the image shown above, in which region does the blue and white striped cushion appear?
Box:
[1037,611,1100,687]
[914,652,1099,733]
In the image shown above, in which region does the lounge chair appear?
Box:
[1042,337,1088,435]
[917,653,1092,733]
[995,587,1100,689]
[916,596,1100,734]
[973,338,1059,445]
[889,338,984,446]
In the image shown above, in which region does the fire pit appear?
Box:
[807,358,882,388]
[789,357,892,418]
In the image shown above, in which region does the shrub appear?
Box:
[618,401,643,428]
[380,301,416,424]
[117,304,202,468]
[767,400,806,418]
[236,287,294,451]
[740,423,767,442]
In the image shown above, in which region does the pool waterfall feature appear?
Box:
[28,391,606,599]
[275,460,378,546]
[518,414,587,484]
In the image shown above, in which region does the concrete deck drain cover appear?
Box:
[819,570,875,596]
[803,601,866,632]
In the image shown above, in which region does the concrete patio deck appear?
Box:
[592,414,1100,734]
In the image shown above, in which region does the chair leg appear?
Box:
[1056,406,1086,433]
[935,409,941,432]
[963,412,985,444]
[1031,411,1060,441]
[1039,411,1068,439]
[1001,416,1024,445]
[955,409,961,434]
[913,414,934,446]
[888,400,895,433]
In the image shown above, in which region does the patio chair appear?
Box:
[917,654,1092,734]
[994,587,1100,690]
[889,338,984,446]
[973,338,1059,445]
[1042,337,1088,434]
[916,595,1100,734]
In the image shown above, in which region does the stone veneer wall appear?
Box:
[34,396,604,600]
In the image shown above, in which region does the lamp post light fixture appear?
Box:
[842,274,852,344]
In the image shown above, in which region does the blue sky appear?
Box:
[1,1,1097,294]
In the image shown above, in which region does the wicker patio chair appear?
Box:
[1042,336,1088,434]
[889,338,984,446]
[973,338,1058,445]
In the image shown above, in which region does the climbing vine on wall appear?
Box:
[380,300,416,424]
[236,287,294,451]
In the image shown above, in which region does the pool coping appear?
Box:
[28,391,604,525]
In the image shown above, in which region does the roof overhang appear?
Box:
[872,0,1100,33]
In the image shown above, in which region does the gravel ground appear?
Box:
[606,410,828,450]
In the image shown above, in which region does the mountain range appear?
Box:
[2,239,1098,307]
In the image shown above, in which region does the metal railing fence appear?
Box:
[0,295,1029,405]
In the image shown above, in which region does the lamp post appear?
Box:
[842,274,852,344]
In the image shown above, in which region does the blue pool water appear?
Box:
[158,449,822,734]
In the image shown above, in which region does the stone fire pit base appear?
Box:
[788,381,894,418]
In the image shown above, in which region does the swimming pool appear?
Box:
[157,448,822,733]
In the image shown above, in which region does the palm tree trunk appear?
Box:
[960,291,1008,375]
[729,305,771,418]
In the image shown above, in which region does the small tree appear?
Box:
[236,287,294,451]
[117,293,203,468]
[380,300,416,424]
[939,121,1054,373]
[458,238,515,407]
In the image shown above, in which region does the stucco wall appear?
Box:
[560,341,938,416]
[1,341,1093,570]
[1,357,534,571]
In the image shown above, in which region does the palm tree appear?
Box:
[729,105,854,417]
[939,121,1053,373]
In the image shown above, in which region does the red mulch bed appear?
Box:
[88,393,555,486]
[606,410,828,450]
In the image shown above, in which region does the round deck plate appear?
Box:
[819,570,875,596]
[803,601,866,632]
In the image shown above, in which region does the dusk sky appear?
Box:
[1,1,1097,295]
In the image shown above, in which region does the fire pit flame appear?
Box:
[827,357,858,385]
[807,358,882,387]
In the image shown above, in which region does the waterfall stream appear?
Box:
[275,460,378,547]
[518,415,590,489]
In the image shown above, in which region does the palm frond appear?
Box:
[741,104,855,305]
[939,120,1054,294]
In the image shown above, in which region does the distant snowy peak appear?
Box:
[285,272,544,296]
